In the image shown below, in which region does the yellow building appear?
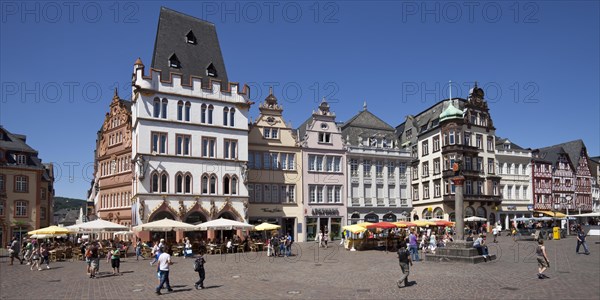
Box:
[247,89,304,241]
[0,126,54,246]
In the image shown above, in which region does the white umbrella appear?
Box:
[133,218,197,240]
[196,218,254,242]
[570,212,600,218]
[196,218,254,231]
[464,216,487,222]
[76,219,129,233]
[113,231,135,237]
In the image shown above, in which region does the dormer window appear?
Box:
[370,137,378,147]
[186,30,197,44]
[206,63,217,77]
[16,154,26,165]
[503,143,511,150]
[169,54,181,68]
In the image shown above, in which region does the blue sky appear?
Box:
[1,1,598,199]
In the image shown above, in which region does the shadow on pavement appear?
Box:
[204,285,223,289]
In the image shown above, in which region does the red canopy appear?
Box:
[365,222,398,229]
[434,220,455,227]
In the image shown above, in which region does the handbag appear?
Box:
[185,249,192,255]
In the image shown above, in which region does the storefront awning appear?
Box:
[536,211,567,218]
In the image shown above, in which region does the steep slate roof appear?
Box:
[536,140,587,168]
[341,109,398,145]
[395,98,467,136]
[0,126,37,153]
[495,137,525,150]
[151,7,228,87]
[296,116,314,142]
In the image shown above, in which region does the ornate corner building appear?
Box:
[87,89,133,228]
[396,84,501,223]
[130,8,251,242]
[0,126,54,246]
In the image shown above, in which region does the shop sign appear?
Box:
[312,208,339,216]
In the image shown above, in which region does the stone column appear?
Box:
[453,176,466,241]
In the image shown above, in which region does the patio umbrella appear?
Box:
[464,216,487,222]
[355,222,374,228]
[365,222,397,229]
[253,222,281,231]
[133,218,197,240]
[393,221,417,228]
[197,218,254,242]
[30,234,67,239]
[76,219,129,233]
[28,225,70,235]
[342,224,367,234]
[434,220,455,227]
[413,220,435,227]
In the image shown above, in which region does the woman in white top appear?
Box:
[429,233,437,254]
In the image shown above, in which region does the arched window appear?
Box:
[229,108,235,126]
[231,176,238,195]
[350,213,360,224]
[177,101,183,121]
[223,107,229,126]
[422,209,432,220]
[489,212,496,225]
[184,102,191,121]
[201,104,207,123]
[223,175,230,195]
[176,173,183,193]
[185,173,192,194]
[160,172,168,193]
[207,105,213,124]
[201,175,208,194]
[210,175,217,194]
[383,213,397,222]
[151,172,159,193]
[364,213,379,223]
[153,98,160,118]
[476,206,486,218]
[433,207,444,219]
[161,98,168,119]
[465,206,475,218]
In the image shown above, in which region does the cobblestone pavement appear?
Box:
[1,235,599,299]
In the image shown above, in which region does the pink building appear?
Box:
[298,100,346,241]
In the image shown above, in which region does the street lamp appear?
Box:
[561,195,573,236]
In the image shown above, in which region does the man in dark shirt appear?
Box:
[397,241,413,288]
[576,225,590,255]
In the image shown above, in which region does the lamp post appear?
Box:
[561,195,573,236]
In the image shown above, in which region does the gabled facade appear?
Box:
[341,103,412,224]
[247,90,304,241]
[87,89,133,227]
[298,99,346,241]
[589,156,600,212]
[533,140,593,213]
[396,84,501,225]
[131,8,252,242]
[495,138,533,229]
[0,126,54,246]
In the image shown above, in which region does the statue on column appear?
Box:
[210,199,217,219]
[241,162,248,184]
[243,199,249,222]
[138,200,145,222]
[453,160,462,176]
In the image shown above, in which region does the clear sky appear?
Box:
[1,1,599,200]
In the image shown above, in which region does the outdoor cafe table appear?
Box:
[254,242,264,251]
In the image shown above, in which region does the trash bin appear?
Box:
[553,227,561,240]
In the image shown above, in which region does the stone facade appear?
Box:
[341,104,412,224]
[0,127,54,246]
[247,89,304,241]
[87,90,133,227]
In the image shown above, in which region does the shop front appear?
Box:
[305,207,343,242]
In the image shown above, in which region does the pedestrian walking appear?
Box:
[536,239,550,279]
[8,236,22,265]
[316,230,323,248]
[155,246,174,295]
[89,241,102,279]
[111,247,122,275]
[150,240,160,265]
[184,237,192,259]
[30,243,41,271]
[492,226,499,243]
[576,225,590,255]
[429,233,437,255]
[339,229,346,246]
[135,240,145,260]
[40,243,50,269]
[408,230,420,262]
[396,241,413,288]
[193,251,206,290]
[323,230,329,248]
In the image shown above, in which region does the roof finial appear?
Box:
[321,96,326,103]
[269,86,273,95]
[363,100,367,111]
[114,88,119,98]
[474,81,478,88]
[449,80,452,101]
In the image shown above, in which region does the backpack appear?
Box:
[85,248,92,258]
[193,257,205,271]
